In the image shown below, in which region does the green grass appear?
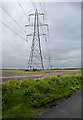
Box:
[2,69,58,74]
[2,75,82,119]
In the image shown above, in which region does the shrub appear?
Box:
[57,74,61,77]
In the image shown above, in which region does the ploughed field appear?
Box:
[1,69,81,82]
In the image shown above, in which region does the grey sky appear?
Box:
[1,2,81,69]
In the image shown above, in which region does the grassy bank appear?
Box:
[2,75,82,119]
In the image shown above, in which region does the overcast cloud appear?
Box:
[1,2,81,69]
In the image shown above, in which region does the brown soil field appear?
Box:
[0,70,80,82]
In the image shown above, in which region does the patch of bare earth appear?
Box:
[1,70,80,82]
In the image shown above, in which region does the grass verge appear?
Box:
[2,75,82,119]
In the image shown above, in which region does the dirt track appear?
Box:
[0,70,80,82]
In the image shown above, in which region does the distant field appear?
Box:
[2,69,58,74]
[1,69,81,82]
[1,68,81,74]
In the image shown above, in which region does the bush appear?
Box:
[57,74,61,77]
[32,68,39,71]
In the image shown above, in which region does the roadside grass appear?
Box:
[2,75,82,119]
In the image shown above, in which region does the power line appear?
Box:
[17,0,29,22]
[26,1,51,69]
[0,20,25,40]
[40,2,43,13]
[41,0,47,23]
[41,1,52,69]
[0,5,26,33]
[31,0,37,11]
[39,1,52,69]
[38,17,51,69]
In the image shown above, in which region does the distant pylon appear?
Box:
[25,9,48,70]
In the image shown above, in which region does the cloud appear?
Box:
[2,2,81,69]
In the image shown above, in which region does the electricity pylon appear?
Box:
[25,9,48,70]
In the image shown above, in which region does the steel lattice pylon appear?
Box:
[25,9,48,70]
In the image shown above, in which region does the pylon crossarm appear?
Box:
[39,33,46,36]
[38,13,44,15]
[25,24,34,27]
[29,13,44,16]
[27,33,46,37]
[27,34,33,36]
[29,13,35,16]
[39,23,48,26]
